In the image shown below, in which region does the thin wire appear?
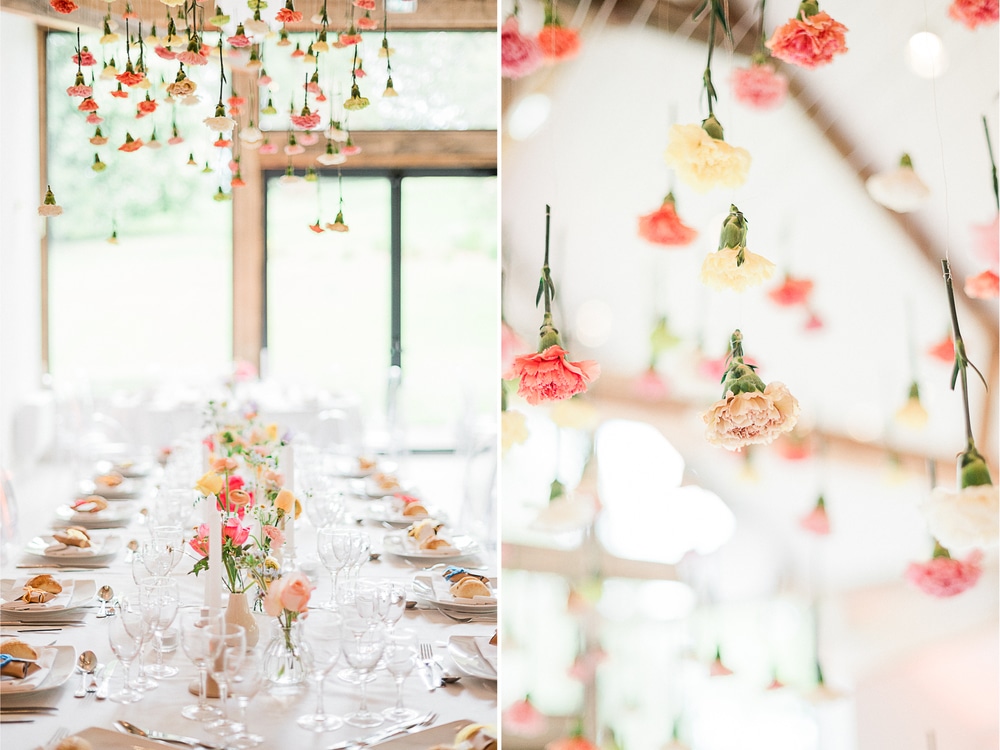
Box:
[922,0,951,262]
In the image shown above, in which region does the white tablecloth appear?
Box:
[1,455,497,750]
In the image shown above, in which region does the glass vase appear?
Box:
[263,619,312,694]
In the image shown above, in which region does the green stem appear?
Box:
[984,115,999,212]
[941,260,975,448]
[705,10,716,117]
[543,205,552,314]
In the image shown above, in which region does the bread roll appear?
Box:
[0,639,38,678]
[95,472,124,487]
[24,575,63,595]
[450,578,491,599]
[402,503,427,518]
[420,537,453,551]
[52,527,91,548]
[72,495,108,513]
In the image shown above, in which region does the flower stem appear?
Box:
[704,10,716,117]
[984,115,999,212]
[542,205,553,314]
[940,260,976,449]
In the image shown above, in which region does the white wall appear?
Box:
[0,13,44,472]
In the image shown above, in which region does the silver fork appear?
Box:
[42,726,68,750]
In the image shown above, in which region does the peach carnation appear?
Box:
[766,7,849,69]
[637,195,698,246]
[731,63,788,109]
[506,345,600,406]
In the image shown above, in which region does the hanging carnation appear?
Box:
[290,104,321,129]
[118,132,144,151]
[276,0,303,23]
[664,116,751,193]
[702,329,800,450]
[906,543,983,597]
[894,381,929,430]
[284,133,304,155]
[502,15,543,78]
[866,154,931,213]
[768,274,814,306]
[926,334,954,363]
[204,103,236,132]
[501,409,529,453]
[116,60,145,86]
[971,214,999,269]
[503,697,546,737]
[948,0,999,29]
[177,40,209,66]
[168,125,183,145]
[167,69,196,98]
[317,141,346,165]
[633,367,670,401]
[637,193,698,246]
[731,61,788,109]
[506,206,600,405]
[50,0,78,13]
[766,0,849,69]
[66,72,92,98]
[799,495,831,535]
[326,210,349,232]
[340,29,363,46]
[72,47,96,66]
[299,131,320,146]
[228,24,251,47]
[344,83,370,111]
[77,96,99,112]
[701,205,776,292]
[964,269,1000,298]
[136,93,158,116]
[155,45,178,60]
[537,23,580,61]
[38,185,63,217]
[357,12,378,30]
[90,127,108,145]
[110,82,129,98]
[86,112,103,124]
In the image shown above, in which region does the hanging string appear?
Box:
[337,166,344,211]
[921,0,952,262]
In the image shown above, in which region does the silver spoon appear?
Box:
[96,585,114,618]
[74,650,97,698]
[369,552,381,562]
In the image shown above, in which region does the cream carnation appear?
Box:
[501,409,529,453]
[922,484,999,553]
[703,382,800,450]
[664,122,751,193]
[866,156,930,213]
[701,247,775,291]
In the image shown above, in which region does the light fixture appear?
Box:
[906,31,948,79]
[507,93,551,141]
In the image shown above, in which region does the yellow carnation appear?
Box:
[664,123,751,193]
[701,247,776,291]
[894,396,929,430]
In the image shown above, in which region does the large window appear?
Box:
[265,171,497,445]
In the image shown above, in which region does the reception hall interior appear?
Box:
[0,0,500,747]
[498,1,998,749]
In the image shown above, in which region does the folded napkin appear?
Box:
[472,637,497,672]
[0,646,56,693]
[431,576,496,605]
[1,581,75,612]
[43,542,96,557]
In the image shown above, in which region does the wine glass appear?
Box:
[140,576,180,678]
[382,629,419,722]
[348,532,371,582]
[317,528,353,610]
[108,599,149,704]
[305,489,343,530]
[377,581,406,634]
[340,617,386,728]
[180,609,225,721]
[205,623,247,737]
[297,611,344,732]
[228,648,265,748]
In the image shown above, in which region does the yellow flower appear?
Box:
[703,382,800,450]
[501,410,529,452]
[275,488,296,514]
[894,382,928,429]
[701,247,776,291]
[266,423,278,440]
[664,122,751,193]
[195,471,224,496]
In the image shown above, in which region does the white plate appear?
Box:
[0,579,96,615]
[54,502,138,528]
[95,458,157,478]
[367,503,441,528]
[78,478,144,500]
[382,534,479,561]
[447,636,497,681]
[364,476,414,498]
[0,645,76,694]
[24,532,122,562]
[412,574,497,613]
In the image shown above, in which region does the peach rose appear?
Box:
[279,572,314,613]
[195,471,224,496]
[262,577,285,616]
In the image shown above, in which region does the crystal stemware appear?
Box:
[228,648,265,748]
[317,528,353,610]
[297,610,344,732]
[340,617,386,728]
[382,629,419,722]
[180,609,225,721]
[108,599,149,704]
[139,576,180,678]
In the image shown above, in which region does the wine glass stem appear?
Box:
[394,677,404,710]
[155,631,165,668]
[315,673,326,716]
[328,571,340,607]
[198,666,209,708]
[219,683,229,721]
[358,671,369,713]
[121,658,133,692]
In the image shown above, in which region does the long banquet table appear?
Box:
[1,453,498,750]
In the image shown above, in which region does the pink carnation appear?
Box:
[768,275,814,306]
[177,50,208,66]
[503,697,547,737]
[964,269,999,298]
[971,214,999,269]
[926,335,954,363]
[501,16,543,79]
[501,322,529,375]
[85,112,102,124]
[259,142,278,155]
[948,0,998,28]
[290,111,322,129]
[276,7,303,22]
[633,368,669,401]
[50,0,77,13]
[637,197,698,246]
[263,524,285,550]
[72,50,96,66]
[356,15,378,30]
[732,63,788,109]
[339,32,362,45]
[506,345,600,405]
[766,11,849,69]
[906,551,983,597]
[155,45,178,60]
[66,84,92,97]
[537,24,580,61]
[799,498,830,535]
[353,0,375,8]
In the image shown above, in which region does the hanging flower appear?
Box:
[501,409,529,453]
[313,31,331,53]
[775,428,812,460]
[214,134,232,148]
[261,97,278,115]
[241,125,263,144]
[99,26,120,46]
[86,112,103,124]
[537,24,580,61]
[906,543,983,597]
[799,495,831,535]
[344,83,370,111]
[108,82,129,98]
[342,138,361,156]
[118,132,143,151]
[866,154,931,213]
[340,29,363,46]
[38,185,63,217]
[167,70,196,98]
[90,127,108,145]
[290,104,321,129]
[703,330,799,450]
[301,131,321,146]
[284,133,304,155]
[378,39,394,57]
[317,142,346,165]
[508,345,599,406]
[502,15,543,78]
[50,0,78,13]
[154,45,178,60]
[309,220,325,233]
[502,321,529,375]
[72,47,96,66]
[137,93,158,116]
[964,269,999,298]
[664,117,751,193]
[228,24,251,47]
[732,62,788,109]
[926,335,954,363]
[804,309,824,331]
[547,731,599,750]
[894,381,929,429]
[357,12,378,30]
[258,71,273,87]
[948,0,999,29]
[259,140,278,155]
[77,96,99,111]
[275,0,303,23]
[146,130,163,150]
[701,205,776,292]
[326,210,349,232]
[971,214,999,269]
[100,59,119,79]
[922,451,998,553]
[633,367,670,401]
[503,696,546,737]
[213,187,233,202]
[637,193,698,246]
[766,1,849,69]
[116,61,145,86]
[204,103,236,132]
[168,125,183,145]
[177,40,208,66]
[709,646,733,676]
[768,274,814,306]
[383,77,398,97]
[91,153,107,172]
[353,0,375,8]
[66,72,92,97]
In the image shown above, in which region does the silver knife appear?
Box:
[325,714,432,750]
[116,721,223,749]
[95,660,118,699]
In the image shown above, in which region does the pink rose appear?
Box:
[948,0,998,29]
[501,16,543,79]
[263,525,285,550]
[506,345,600,405]
[278,572,314,613]
[731,63,788,109]
[766,11,849,69]
[906,551,983,597]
